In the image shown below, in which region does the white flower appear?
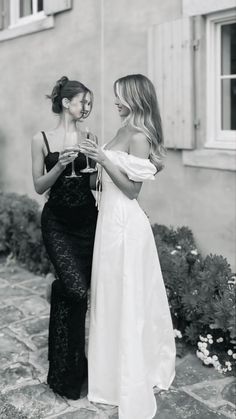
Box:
[225,361,232,366]
[227,350,233,356]
[207,334,212,339]
[203,358,211,365]
[228,280,236,285]
[228,275,236,285]
[232,353,236,359]
[228,367,232,371]
[174,329,182,339]
[209,339,213,344]
[202,342,207,348]
[203,349,210,356]
[213,360,220,368]
[190,249,198,255]
[176,245,182,250]
[198,342,203,349]
[212,355,218,361]
[199,335,205,342]
[216,337,224,343]
[196,351,204,360]
[171,250,177,255]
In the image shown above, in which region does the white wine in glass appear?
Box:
[63,131,81,178]
[80,127,98,173]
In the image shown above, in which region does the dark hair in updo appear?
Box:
[47,76,93,114]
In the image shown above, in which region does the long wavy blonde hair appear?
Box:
[114,74,166,172]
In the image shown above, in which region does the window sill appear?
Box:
[182,148,236,171]
[0,15,54,42]
[182,0,236,16]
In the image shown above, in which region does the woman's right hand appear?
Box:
[57,149,78,169]
[79,139,107,166]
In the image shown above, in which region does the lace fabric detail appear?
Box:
[41,148,97,399]
[45,152,94,208]
[47,280,88,399]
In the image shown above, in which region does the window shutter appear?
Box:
[0,0,9,30]
[149,18,195,149]
[0,0,3,30]
[44,0,72,16]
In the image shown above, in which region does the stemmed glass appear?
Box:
[63,131,81,178]
[80,127,98,173]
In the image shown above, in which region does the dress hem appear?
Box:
[88,394,118,406]
[153,371,176,391]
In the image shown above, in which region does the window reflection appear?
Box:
[221,23,236,130]
[20,0,33,17]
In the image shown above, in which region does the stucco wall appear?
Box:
[102,0,183,142]
[0,0,101,202]
[139,151,236,269]
[0,0,235,270]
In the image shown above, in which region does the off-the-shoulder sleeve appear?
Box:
[104,150,156,181]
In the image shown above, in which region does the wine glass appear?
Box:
[80,127,98,173]
[63,131,81,178]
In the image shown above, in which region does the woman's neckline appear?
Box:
[103,143,129,154]
[103,145,152,162]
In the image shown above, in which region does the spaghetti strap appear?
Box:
[41,131,50,154]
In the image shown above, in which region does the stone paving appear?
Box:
[0,259,235,419]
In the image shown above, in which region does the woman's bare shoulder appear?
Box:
[32,131,44,146]
[32,129,56,144]
[129,131,150,158]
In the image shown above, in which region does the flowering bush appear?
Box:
[196,332,236,374]
[0,191,51,274]
[153,224,236,375]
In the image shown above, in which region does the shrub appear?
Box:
[0,191,51,274]
[153,223,236,374]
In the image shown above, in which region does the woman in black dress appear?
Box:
[31,76,97,399]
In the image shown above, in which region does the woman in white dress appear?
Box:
[80,74,176,419]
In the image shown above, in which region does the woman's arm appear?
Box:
[31,132,77,195]
[81,133,150,200]
[102,158,142,199]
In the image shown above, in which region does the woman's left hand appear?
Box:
[80,139,107,165]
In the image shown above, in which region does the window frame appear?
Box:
[0,0,54,42]
[206,9,236,150]
[9,0,45,28]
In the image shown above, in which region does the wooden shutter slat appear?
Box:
[0,0,10,30]
[0,0,4,30]
[44,0,72,16]
[149,17,194,149]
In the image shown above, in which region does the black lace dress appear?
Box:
[41,132,97,399]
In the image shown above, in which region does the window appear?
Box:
[221,23,236,131]
[0,0,71,42]
[206,10,236,149]
[10,0,45,27]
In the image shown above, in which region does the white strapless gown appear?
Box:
[88,149,176,419]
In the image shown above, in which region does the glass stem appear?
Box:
[86,156,90,168]
[71,160,76,175]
